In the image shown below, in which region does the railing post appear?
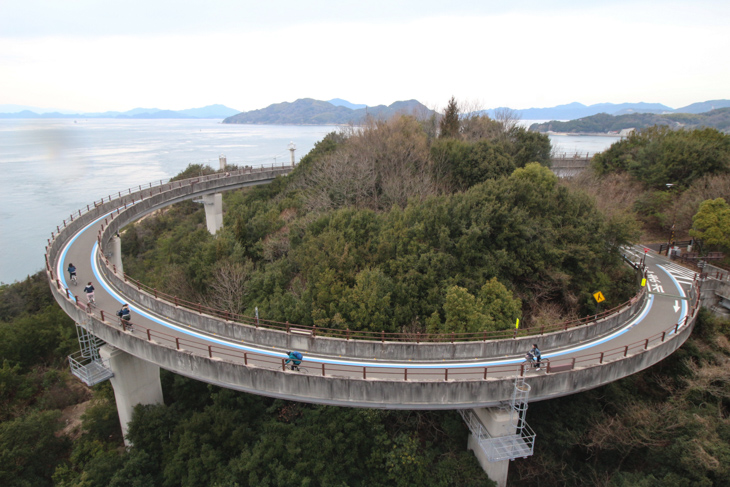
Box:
[445,369,448,381]
[286,322,290,334]
[363,367,366,379]
[661,331,666,342]
[100,310,105,321]
[244,352,248,365]
[416,332,421,344]
[599,352,604,364]
[624,346,629,357]
[404,368,408,381]
[382,330,385,343]
[483,368,487,380]
[175,337,180,350]
[174,296,178,306]
[321,363,325,377]
[198,302,202,314]
[147,329,151,341]
[312,325,316,337]
[346,328,350,340]
[451,332,455,343]
[208,346,212,358]
[644,338,649,350]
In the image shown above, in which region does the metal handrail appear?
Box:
[119,270,646,343]
[48,275,700,383]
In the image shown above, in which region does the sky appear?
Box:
[1,0,729,114]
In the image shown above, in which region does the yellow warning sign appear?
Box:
[593,291,605,303]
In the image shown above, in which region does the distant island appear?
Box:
[528,108,730,135]
[222,98,436,125]
[3,98,729,126]
[0,104,240,120]
[482,99,730,120]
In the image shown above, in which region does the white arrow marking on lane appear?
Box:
[674,300,680,313]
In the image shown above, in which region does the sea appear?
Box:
[0,119,621,283]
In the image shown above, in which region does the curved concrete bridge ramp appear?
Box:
[46,167,701,409]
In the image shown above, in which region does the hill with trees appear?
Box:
[222,98,437,125]
[127,101,635,332]
[4,104,730,484]
[528,108,730,135]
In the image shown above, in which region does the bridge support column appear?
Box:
[111,233,123,275]
[202,193,223,235]
[466,407,516,487]
[99,345,163,446]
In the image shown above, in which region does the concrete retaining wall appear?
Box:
[82,168,648,361]
[50,286,697,409]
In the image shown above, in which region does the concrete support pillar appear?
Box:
[466,407,516,487]
[202,193,223,235]
[99,345,163,446]
[111,234,123,275]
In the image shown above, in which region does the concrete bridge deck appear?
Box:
[46,166,701,409]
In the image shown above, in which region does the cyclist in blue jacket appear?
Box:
[285,351,303,371]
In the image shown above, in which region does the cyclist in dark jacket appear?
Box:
[529,344,542,370]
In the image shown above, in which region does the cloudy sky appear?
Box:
[1,0,728,113]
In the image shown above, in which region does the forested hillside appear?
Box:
[529,108,730,134]
[5,103,730,485]
[2,274,729,486]
[124,101,636,333]
[575,126,730,258]
[223,98,436,125]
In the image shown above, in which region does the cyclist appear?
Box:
[529,344,542,370]
[285,351,303,371]
[67,263,77,283]
[84,282,95,306]
[117,304,132,330]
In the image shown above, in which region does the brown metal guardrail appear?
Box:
[48,274,700,383]
[118,271,646,343]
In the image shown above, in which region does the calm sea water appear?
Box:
[0,119,620,283]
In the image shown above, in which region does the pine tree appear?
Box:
[439,96,460,139]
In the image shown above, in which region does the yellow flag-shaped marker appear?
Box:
[641,278,647,287]
[515,318,520,329]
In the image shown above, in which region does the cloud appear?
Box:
[1,1,729,112]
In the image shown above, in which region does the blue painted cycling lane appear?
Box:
[61,213,685,370]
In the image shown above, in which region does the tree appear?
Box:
[0,410,70,486]
[439,96,460,139]
[690,197,730,252]
[592,126,730,189]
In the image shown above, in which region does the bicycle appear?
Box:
[523,353,548,372]
[284,363,308,374]
[119,317,133,333]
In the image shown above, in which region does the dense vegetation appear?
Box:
[2,273,729,486]
[122,106,635,333]
[573,126,730,258]
[4,107,730,485]
[529,107,730,134]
